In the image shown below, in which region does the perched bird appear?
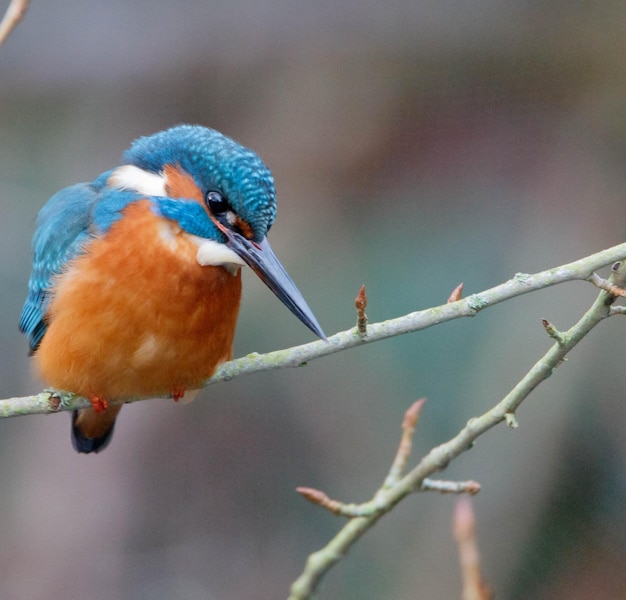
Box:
[20,125,325,454]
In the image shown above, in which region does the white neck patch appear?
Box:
[108,165,167,197]
[192,236,245,275]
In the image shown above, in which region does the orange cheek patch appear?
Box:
[163,164,203,203]
[233,216,254,239]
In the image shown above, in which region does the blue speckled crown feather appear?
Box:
[123,125,277,241]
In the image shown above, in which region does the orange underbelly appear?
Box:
[36,201,242,400]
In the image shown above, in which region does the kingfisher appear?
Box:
[19,124,325,454]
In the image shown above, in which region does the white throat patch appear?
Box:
[193,237,245,275]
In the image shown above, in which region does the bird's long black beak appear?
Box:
[224,231,326,340]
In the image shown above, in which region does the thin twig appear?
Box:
[295,488,346,516]
[541,318,565,344]
[454,498,492,600]
[295,488,385,519]
[3,243,626,419]
[0,0,29,47]
[355,284,368,336]
[422,478,481,495]
[588,271,626,298]
[383,398,424,486]
[296,399,427,519]
[287,260,626,599]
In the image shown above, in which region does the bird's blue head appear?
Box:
[123,124,276,242]
[111,124,325,340]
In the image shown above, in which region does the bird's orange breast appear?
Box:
[36,200,242,400]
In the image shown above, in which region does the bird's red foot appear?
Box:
[170,386,186,402]
[89,396,108,413]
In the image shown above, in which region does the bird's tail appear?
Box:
[71,404,123,453]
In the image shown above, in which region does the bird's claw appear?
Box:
[170,387,186,402]
[89,396,108,413]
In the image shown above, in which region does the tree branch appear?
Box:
[0,0,29,47]
[454,498,492,600]
[286,259,626,599]
[2,242,626,419]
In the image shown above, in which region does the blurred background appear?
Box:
[1,1,626,598]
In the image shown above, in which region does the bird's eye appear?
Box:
[205,191,228,214]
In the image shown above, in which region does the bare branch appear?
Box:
[295,487,346,516]
[3,243,626,419]
[454,498,492,600]
[296,399,427,519]
[383,398,424,487]
[541,318,565,344]
[287,259,626,599]
[0,0,29,47]
[422,478,481,495]
[588,270,626,298]
[295,487,381,518]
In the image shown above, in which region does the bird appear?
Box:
[19,124,325,454]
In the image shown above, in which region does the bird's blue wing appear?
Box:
[19,182,101,352]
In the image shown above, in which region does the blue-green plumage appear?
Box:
[124,125,277,242]
[20,126,279,352]
[20,124,324,454]
[19,182,101,351]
